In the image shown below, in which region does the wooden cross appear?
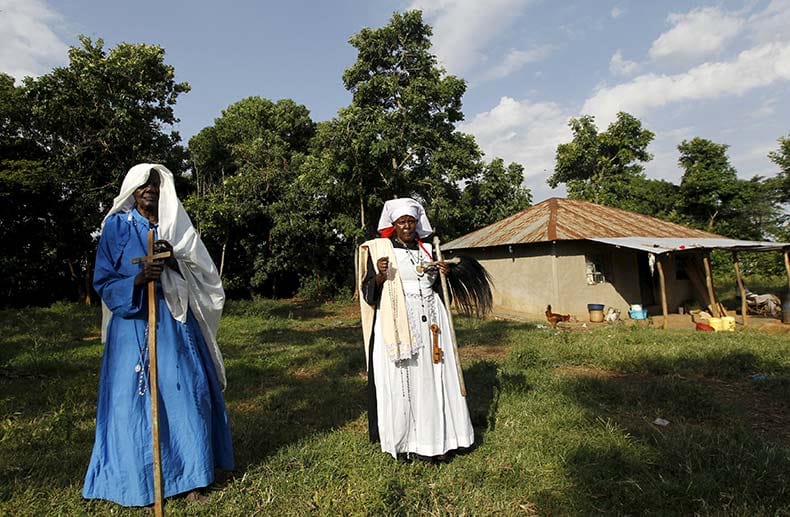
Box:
[131,229,171,517]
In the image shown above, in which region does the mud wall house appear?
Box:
[443,198,787,320]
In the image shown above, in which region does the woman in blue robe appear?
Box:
[83,164,233,507]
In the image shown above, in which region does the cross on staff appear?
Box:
[131,229,171,517]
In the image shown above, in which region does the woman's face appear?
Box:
[133,170,161,213]
[393,215,417,243]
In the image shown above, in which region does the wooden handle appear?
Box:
[146,230,164,517]
[430,324,442,364]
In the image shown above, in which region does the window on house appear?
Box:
[585,254,608,285]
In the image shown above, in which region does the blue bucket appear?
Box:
[629,309,648,320]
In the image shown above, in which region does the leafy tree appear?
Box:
[5,37,191,304]
[619,177,681,220]
[0,74,64,304]
[185,97,317,296]
[677,137,784,240]
[319,10,486,241]
[768,134,790,205]
[548,112,655,206]
[460,158,532,230]
[677,137,738,232]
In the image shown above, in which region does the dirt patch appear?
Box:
[289,367,320,379]
[229,401,261,415]
[554,366,790,446]
[460,344,510,362]
[693,375,790,443]
[759,322,790,334]
[554,365,634,380]
[321,303,360,321]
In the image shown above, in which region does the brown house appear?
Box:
[443,198,788,323]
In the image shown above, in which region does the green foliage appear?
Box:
[768,134,790,204]
[677,138,785,240]
[184,10,531,298]
[314,10,521,241]
[460,158,532,230]
[185,97,322,296]
[549,112,657,208]
[0,38,190,305]
[3,301,790,514]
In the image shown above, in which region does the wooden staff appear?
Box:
[433,236,467,397]
[131,230,170,517]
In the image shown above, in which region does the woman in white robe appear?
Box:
[358,198,474,460]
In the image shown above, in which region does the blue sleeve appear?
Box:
[93,215,145,317]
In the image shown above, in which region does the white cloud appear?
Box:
[611,6,624,19]
[751,97,777,118]
[748,0,790,44]
[482,44,556,81]
[0,0,68,81]
[410,0,533,74]
[459,96,572,194]
[582,41,790,126]
[648,7,744,63]
[609,49,639,76]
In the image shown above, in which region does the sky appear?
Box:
[1,0,789,202]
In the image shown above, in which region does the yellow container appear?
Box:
[708,317,723,331]
[722,316,736,331]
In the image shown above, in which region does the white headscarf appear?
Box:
[100,163,227,388]
[376,198,433,238]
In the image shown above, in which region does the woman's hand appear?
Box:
[154,239,180,272]
[436,261,449,276]
[376,257,389,286]
[134,261,164,286]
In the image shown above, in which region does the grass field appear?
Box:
[1,299,789,515]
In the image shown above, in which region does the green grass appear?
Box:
[1,299,789,515]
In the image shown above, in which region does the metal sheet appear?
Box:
[444,197,721,250]
[589,237,789,254]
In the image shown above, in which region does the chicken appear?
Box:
[545,305,571,328]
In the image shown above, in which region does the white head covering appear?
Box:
[377,198,433,239]
[100,163,228,388]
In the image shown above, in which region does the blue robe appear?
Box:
[83,209,234,507]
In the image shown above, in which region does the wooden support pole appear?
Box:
[656,254,668,330]
[732,251,748,327]
[784,249,790,293]
[702,253,720,318]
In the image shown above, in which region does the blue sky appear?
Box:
[2,0,789,201]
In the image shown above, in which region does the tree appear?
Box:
[677,137,784,240]
[4,37,191,304]
[460,159,532,230]
[185,97,317,296]
[0,73,64,304]
[677,138,740,233]
[319,10,486,241]
[768,134,790,205]
[548,112,655,206]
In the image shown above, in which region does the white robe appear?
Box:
[371,245,474,457]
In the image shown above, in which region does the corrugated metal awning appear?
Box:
[589,237,789,254]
